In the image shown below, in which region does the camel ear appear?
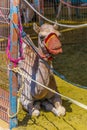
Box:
[33,23,40,33]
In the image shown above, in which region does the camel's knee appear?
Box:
[53,98,66,116]
[48,94,66,116]
[28,102,40,117]
[49,94,62,107]
[56,106,66,116]
[31,108,40,117]
[54,101,62,109]
[20,94,40,116]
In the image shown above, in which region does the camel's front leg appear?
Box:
[49,94,66,116]
[41,100,59,116]
[28,102,40,117]
[21,94,41,116]
[46,75,66,116]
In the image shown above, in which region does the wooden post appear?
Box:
[9,0,20,129]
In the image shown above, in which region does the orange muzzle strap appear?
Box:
[44,33,62,55]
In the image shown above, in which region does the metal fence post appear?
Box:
[33,0,44,25]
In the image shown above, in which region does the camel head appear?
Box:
[33,23,62,57]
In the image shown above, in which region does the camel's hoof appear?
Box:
[56,106,66,116]
[32,109,40,117]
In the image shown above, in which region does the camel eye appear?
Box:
[40,35,45,41]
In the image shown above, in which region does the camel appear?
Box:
[19,23,66,117]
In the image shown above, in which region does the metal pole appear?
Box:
[33,0,44,25]
[39,0,44,25]
[9,0,20,129]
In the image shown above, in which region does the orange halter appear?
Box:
[44,33,62,55]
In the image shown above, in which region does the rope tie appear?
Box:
[8,98,20,118]
[6,36,24,67]
[6,12,24,67]
[8,68,25,118]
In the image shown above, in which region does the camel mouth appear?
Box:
[52,46,62,50]
[44,33,62,55]
[49,47,63,55]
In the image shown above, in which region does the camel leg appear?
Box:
[20,94,40,116]
[41,100,59,116]
[46,75,66,116]
[49,94,66,116]
[20,77,40,117]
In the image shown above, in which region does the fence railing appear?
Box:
[0,88,9,123]
[0,0,10,52]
